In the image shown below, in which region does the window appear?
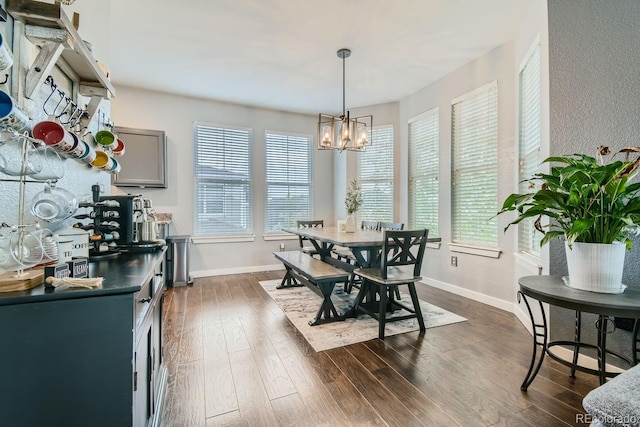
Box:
[264,131,312,233]
[518,44,542,256]
[409,108,439,235]
[451,81,499,247]
[193,123,252,236]
[358,125,394,222]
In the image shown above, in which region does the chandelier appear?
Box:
[318,48,372,152]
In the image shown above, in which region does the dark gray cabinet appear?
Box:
[0,250,167,427]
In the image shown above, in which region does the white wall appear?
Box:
[110,4,549,311]
[395,42,517,306]
[546,0,640,363]
[110,87,334,275]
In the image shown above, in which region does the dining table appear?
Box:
[281,226,441,317]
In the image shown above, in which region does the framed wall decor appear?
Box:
[112,126,167,188]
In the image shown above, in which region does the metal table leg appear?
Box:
[519,291,548,391]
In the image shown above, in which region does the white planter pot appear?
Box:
[345,213,356,233]
[564,242,626,294]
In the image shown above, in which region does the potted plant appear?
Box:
[344,179,363,232]
[498,146,640,293]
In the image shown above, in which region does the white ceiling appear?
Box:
[108,0,533,115]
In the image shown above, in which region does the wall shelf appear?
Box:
[6,0,115,99]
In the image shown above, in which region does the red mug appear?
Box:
[32,121,75,152]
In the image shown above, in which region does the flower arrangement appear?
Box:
[345,179,363,214]
[498,146,640,249]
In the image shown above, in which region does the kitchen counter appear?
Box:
[0,247,166,306]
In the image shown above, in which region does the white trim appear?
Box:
[192,263,284,278]
[518,34,541,72]
[420,276,514,313]
[449,243,502,258]
[552,347,625,374]
[408,106,438,124]
[451,80,498,105]
[514,252,543,274]
[371,123,394,131]
[192,235,256,244]
[263,234,298,241]
[264,129,313,140]
[514,303,532,334]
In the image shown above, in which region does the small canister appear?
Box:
[55,227,90,258]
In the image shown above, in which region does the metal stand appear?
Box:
[519,291,637,390]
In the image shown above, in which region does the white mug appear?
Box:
[0,33,14,71]
[0,90,30,132]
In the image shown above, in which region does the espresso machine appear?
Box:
[98,194,164,252]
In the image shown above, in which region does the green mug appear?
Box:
[94,130,116,148]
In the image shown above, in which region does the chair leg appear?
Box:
[407,283,425,331]
[344,271,355,293]
[378,285,388,340]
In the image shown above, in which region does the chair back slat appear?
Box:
[380,229,428,279]
[380,222,404,231]
[361,220,380,231]
[297,220,323,248]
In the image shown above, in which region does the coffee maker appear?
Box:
[98,195,163,251]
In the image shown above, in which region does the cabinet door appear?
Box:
[133,326,153,427]
[151,291,164,411]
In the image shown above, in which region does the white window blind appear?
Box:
[358,125,394,222]
[409,108,439,235]
[193,123,253,236]
[264,131,312,233]
[451,81,499,246]
[518,44,542,256]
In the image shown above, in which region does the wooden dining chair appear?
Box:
[297,220,323,257]
[380,222,404,231]
[352,229,429,339]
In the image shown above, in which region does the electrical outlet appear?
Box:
[451,256,458,267]
[279,243,285,252]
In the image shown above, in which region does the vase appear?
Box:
[564,242,626,294]
[345,213,356,233]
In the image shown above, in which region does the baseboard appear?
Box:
[192,264,284,278]
[420,277,515,313]
[552,346,625,374]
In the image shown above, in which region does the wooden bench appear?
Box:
[274,251,349,326]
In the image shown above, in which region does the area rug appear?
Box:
[259,279,467,352]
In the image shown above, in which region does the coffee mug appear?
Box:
[0,33,13,71]
[0,91,31,132]
[32,120,75,152]
[91,150,115,171]
[112,138,125,156]
[94,130,116,148]
[0,135,44,176]
[30,181,78,222]
[78,141,97,164]
[64,133,87,158]
[108,157,121,174]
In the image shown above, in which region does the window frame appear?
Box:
[408,108,439,236]
[517,41,542,258]
[357,124,395,223]
[192,122,254,241]
[450,81,500,257]
[263,130,313,235]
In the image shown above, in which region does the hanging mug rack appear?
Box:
[43,76,87,128]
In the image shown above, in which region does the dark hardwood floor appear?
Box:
[160,271,599,426]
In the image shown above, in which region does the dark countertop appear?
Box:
[0,247,166,306]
